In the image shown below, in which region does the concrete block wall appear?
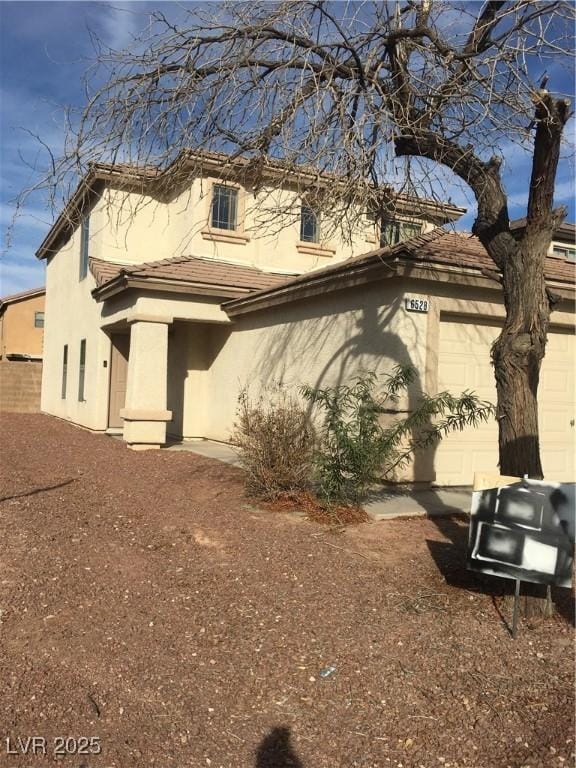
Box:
[0,361,43,413]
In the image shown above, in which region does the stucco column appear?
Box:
[121,317,172,449]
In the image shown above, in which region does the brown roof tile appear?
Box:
[403,230,576,284]
[223,228,575,313]
[90,254,295,295]
[89,259,125,287]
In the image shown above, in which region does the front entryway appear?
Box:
[108,333,130,429]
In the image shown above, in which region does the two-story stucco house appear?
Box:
[36,150,576,485]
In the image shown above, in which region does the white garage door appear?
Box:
[435,316,576,485]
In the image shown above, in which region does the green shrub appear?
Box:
[232,384,316,500]
[301,366,494,503]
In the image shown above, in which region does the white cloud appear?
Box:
[97,3,146,52]
[0,256,45,297]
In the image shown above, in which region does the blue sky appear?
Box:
[0,0,152,295]
[0,1,574,297]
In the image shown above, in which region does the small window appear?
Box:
[79,216,90,280]
[300,206,320,243]
[380,219,422,247]
[552,245,576,261]
[211,184,238,231]
[61,345,68,400]
[34,311,44,328]
[78,339,86,402]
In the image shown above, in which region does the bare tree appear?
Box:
[21,0,574,478]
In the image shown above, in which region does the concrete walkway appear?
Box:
[364,486,471,520]
[164,439,471,520]
[164,438,242,466]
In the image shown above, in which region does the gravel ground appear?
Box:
[0,413,573,768]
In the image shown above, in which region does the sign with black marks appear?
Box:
[468,477,574,587]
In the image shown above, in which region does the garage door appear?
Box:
[435,316,575,485]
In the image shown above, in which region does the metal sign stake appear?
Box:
[511,578,521,639]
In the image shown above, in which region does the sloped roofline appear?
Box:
[89,252,295,302]
[222,228,576,317]
[35,148,466,260]
[0,286,45,314]
[510,217,576,243]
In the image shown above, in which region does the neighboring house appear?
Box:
[0,287,45,361]
[36,151,576,485]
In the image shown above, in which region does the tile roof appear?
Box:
[89,254,295,295]
[89,259,124,287]
[402,230,576,284]
[90,228,575,308]
[223,228,575,314]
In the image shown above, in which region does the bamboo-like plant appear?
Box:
[302,366,494,503]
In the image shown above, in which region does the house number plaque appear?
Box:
[404,297,430,313]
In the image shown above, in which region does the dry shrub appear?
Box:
[265,490,369,527]
[232,385,315,500]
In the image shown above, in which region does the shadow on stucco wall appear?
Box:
[242,285,439,484]
[237,280,483,559]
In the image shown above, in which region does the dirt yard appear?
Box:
[0,414,573,768]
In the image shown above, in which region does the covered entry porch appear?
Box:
[91,251,289,449]
[103,313,231,450]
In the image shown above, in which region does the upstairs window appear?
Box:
[34,311,44,328]
[300,206,320,243]
[211,184,238,231]
[552,245,576,262]
[78,339,86,402]
[80,216,90,280]
[380,219,422,247]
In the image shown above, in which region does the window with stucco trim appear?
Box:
[300,205,320,243]
[380,219,422,247]
[552,245,576,262]
[78,339,86,402]
[34,311,44,328]
[61,345,68,400]
[80,216,89,280]
[211,184,238,231]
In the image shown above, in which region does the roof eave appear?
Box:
[92,274,254,303]
[0,286,46,312]
[36,171,104,260]
[36,149,467,261]
[224,258,399,317]
[36,166,156,261]
[224,255,575,318]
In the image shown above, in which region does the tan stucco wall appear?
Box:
[0,293,45,358]
[42,173,575,471]
[167,322,212,439]
[42,213,575,482]
[42,216,230,436]
[204,280,429,442]
[41,226,112,431]
[85,180,435,275]
[100,291,229,328]
[181,277,574,482]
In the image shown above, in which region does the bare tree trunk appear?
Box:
[494,93,569,618]
[396,92,570,620]
[492,92,570,481]
[491,243,549,479]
